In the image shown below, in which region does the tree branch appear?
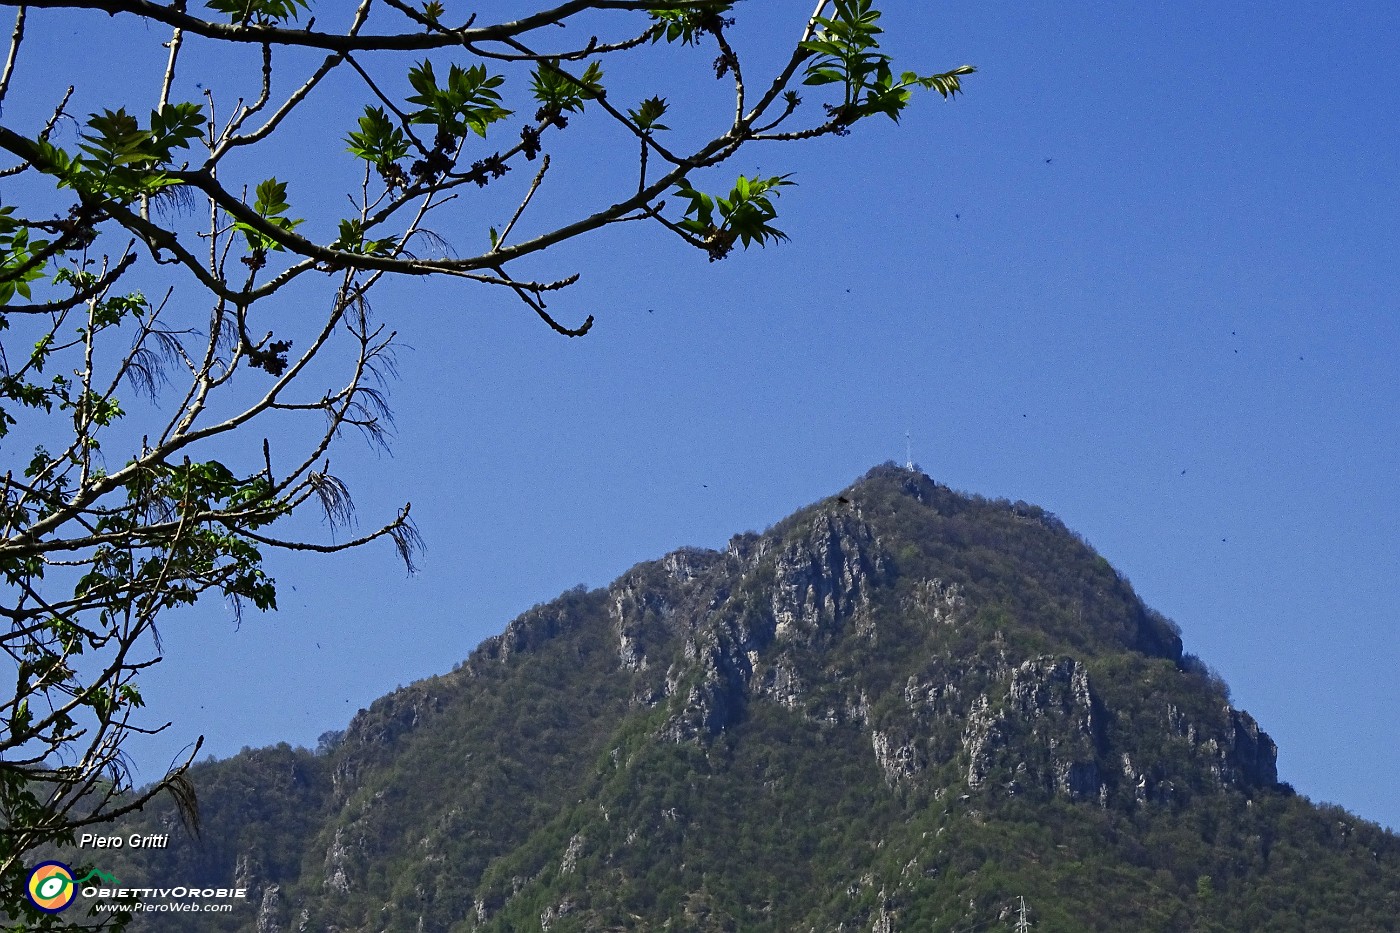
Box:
[3,1,732,51]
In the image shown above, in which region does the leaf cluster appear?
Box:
[801,0,975,124]
[406,61,511,142]
[647,4,735,46]
[675,174,794,260]
[203,0,309,26]
[48,104,205,203]
[0,208,51,306]
[233,178,303,255]
[344,107,410,179]
[530,60,605,126]
[627,96,670,133]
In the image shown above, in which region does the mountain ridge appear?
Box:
[87,465,1397,932]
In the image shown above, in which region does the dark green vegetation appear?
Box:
[95,467,1398,931]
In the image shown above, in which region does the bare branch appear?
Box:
[0,5,24,105]
[4,0,733,51]
[157,24,182,112]
[492,155,551,253]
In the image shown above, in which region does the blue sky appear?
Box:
[5,2,1397,831]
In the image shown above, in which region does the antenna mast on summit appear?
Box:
[905,431,914,471]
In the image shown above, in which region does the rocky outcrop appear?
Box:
[539,899,577,931]
[872,729,927,787]
[659,509,891,742]
[962,657,1103,800]
[559,832,585,875]
[331,687,445,802]
[322,828,353,895]
[770,510,889,644]
[483,595,589,663]
[255,884,283,933]
[871,901,898,933]
[608,547,730,673]
[663,632,751,741]
[1162,701,1280,791]
[1225,709,1278,786]
[611,585,668,672]
[901,578,965,626]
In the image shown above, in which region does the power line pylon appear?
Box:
[1014,896,1031,932]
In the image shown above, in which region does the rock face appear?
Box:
[657,507,892,743]
[1226,709,1279,787]
[110,465,1397,933]
[255,885,282,933]
[962,657,1102,799]
[768,510,888,643]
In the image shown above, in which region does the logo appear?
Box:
[26,861,76,913]
[25,862,122,914]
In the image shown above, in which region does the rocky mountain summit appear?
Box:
[106,465,1398,932]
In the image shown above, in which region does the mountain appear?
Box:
[98,465,1398,931]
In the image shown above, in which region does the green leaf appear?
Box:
[799,2,974,123]
[629,96,671,132]
[116,684,144,709]
[0,214,52,307]
[407,61,512,140]
[148,101,205,160]
[917,64,977,100]
[647,5,735,46]
[346,106,410,168]
[9,699,31,738]
[673,174,795,259]
[65,106,197,201]
[531,60,605,119]
[253,178,289,216]
[233,177,304,252]
[204,0,309,25]
[331,218,396,256]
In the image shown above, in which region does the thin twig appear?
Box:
[0,6,25,105]
[492,154,550,253]
[157,24,182,111]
